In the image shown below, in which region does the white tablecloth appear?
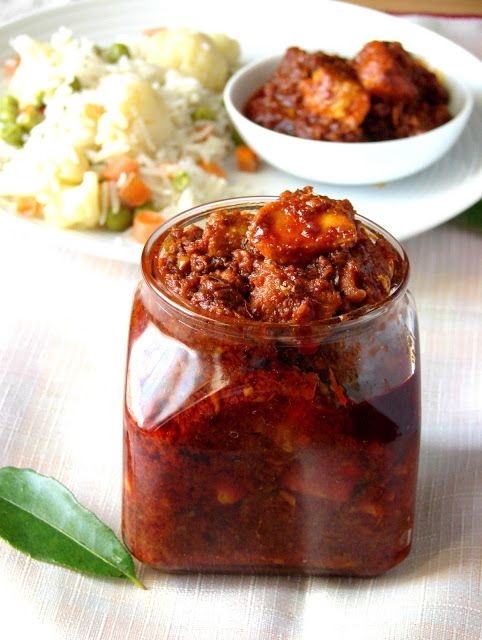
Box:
[0,3,481,639]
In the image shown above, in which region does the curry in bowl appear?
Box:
[244,41,451,143]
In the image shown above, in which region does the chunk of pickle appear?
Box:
[300,64,370,130]
[281,453,362,502]
[215,481,247,505]
[247,187,358,265]
[203,210,251,257]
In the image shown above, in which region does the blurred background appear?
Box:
[347,0,482,14]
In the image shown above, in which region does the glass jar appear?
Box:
[122,197,421,577]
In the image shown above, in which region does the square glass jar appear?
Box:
[122,197,420,576]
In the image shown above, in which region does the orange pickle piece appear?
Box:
[354,41,419,102]
[300,59,370,130]
[247,187,358,265]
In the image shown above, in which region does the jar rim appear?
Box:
[141,196,410,339]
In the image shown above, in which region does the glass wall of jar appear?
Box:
[122,198,421,577]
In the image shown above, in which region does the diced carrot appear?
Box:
[118,174,151,208]
[193,123,214,142]
[143,26,166,36]
[131,210,165,244]
[3,56,20,79]
[103,154,139,181]
[158,162,179,179]
[16,196,42,218]
[235,145,260,172]
[197,159,226,179]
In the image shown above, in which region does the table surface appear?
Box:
[0,2,481,639]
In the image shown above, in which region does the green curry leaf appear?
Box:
[453,198,482,232]
[0,467,144,588]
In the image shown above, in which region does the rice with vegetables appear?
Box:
[0,27,242,241]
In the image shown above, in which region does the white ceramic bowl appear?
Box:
[225,55,473,185]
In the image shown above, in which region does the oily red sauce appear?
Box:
[245,42,451,142]
[123,373,419,574]
[122,188,420,575]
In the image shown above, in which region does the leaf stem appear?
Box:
[129,575,146,590]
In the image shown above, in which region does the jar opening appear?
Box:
[141,196,410,342]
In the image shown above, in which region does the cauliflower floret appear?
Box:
[41,171,100,228]
[209,33,240,71]
[0,136,89,199]
[56,146,89,184]
[8,29,98,104]
[8,35,58,104]
[95,73,171,156]
[142,28,233,91]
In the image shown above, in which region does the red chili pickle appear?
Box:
[122,188,421,576]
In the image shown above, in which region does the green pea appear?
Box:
[17,107,44,132]
[1,121,25,147]
[192,106,217,122]
[172,171,191,192]
[34,91,45,108]
[93,45,103,57]
[105,206,133,231]
[134,201,153,213]
[0,106,17,123]
[105,43,131,64]
[0,95,19,111]
[0,95,19,123]
[69,76,81,92]
[231,127,244,146]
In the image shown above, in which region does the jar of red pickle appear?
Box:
[122,191,421,577]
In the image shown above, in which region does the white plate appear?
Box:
[0,0,481,263]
